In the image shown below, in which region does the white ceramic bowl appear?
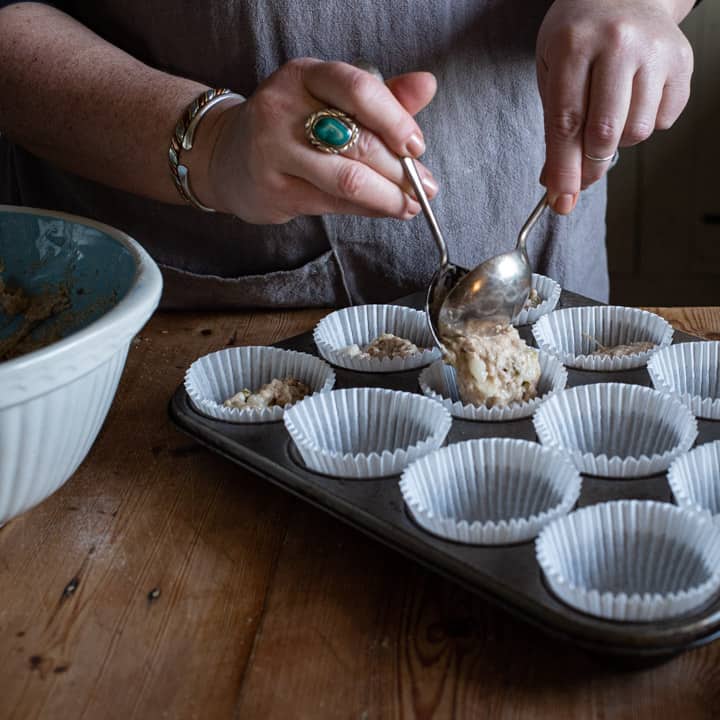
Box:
[0,206,162,525]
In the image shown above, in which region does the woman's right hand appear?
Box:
[202,59,438,224]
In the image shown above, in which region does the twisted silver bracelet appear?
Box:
[168,88,245,212]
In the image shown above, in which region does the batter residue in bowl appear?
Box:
[0,278,70,361]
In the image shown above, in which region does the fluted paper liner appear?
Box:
[400,438,581,545]
[648,341,720,420]
[185,346,336,423]
[284,387,452,478]
[536,500,720,621]
[313,304,441,372]
[668,441,720,526]
[514,273,562,326]
[532,305,673,371]
[418,350,567,421]
[533,383,697,478]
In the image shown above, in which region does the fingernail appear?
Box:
[552,193,574,215]
[422,175,439,196]
[403,199,421,219]
[406,133,425,158]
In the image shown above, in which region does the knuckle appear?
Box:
[283,56,313,80]
[585,118,618,146]
[547,110,584,141]
[355,129,379,161]
[622,120,653,145]
[348,69,380,106]
[350,72,374,103]
[553,25,591,57]
[605,21,635,52]
[676,39,694,69]
[336,162,366,200]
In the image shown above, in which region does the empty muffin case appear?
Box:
[169,289,720,660]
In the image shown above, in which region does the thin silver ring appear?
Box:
[583,150,616,163]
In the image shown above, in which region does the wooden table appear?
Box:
[1,307,719,720]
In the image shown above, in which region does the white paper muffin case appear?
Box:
[668,441,720,526]
[536,500,720,622]
[418,351,567,422]
[185,346,336,423]
[648,341,720,420]
[514,273,562,326]
[532,305,673,371]
[400,438,581,545]
[283,387,451,478]
[533,383,697,478]
[313,304,441,372]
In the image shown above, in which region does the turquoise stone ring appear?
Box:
[305,108,360,154]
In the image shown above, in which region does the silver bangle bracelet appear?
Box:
[168,88,245,212]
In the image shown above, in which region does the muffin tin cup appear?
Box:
[648,341,720,420]
[533,382,697,478]
[532,305,673,371]
[418,350,567,421]
[313,304,441,373]
[400,438,582,545]
[514,273,562,326]
[536,500,720,622]
[283,387,452,478]
[668,440,720,526]
[185,346,336,424]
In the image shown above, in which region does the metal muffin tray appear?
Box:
[169,290,720,659]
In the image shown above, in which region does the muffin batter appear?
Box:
[523,288,542,310]
[343,333,421,360]
[223,377,310,410]
[589,340,656,357]
[443,324,541,408]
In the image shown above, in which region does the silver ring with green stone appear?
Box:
[305,108,360,154]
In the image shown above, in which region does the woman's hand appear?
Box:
[202,59,438,224]
[536,0,694,214]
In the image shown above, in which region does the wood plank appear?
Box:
[0,308,324,720]
[643,306,720,340]
[2,305,719,720]
[233,499,720,719]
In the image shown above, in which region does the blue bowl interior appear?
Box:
[0,210,136,355]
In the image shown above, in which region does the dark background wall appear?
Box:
[607,1,719,306]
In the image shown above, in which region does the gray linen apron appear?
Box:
[0,0,609,308]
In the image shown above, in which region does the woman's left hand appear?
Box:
[537,0,695,214]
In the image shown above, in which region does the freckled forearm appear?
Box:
[0,2,213,205]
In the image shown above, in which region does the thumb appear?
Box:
[385,72,437,116]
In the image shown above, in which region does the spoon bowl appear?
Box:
[441,194,548,336]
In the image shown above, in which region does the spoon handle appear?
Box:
[401,157,449,268]
[517,150,620,252]
[516,193,549,252]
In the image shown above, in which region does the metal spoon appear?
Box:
[400,157,465,350]
[438,193,548,336]
[439,151,620,339]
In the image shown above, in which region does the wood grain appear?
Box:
[0,306,718,720]
[643,307,720,340]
